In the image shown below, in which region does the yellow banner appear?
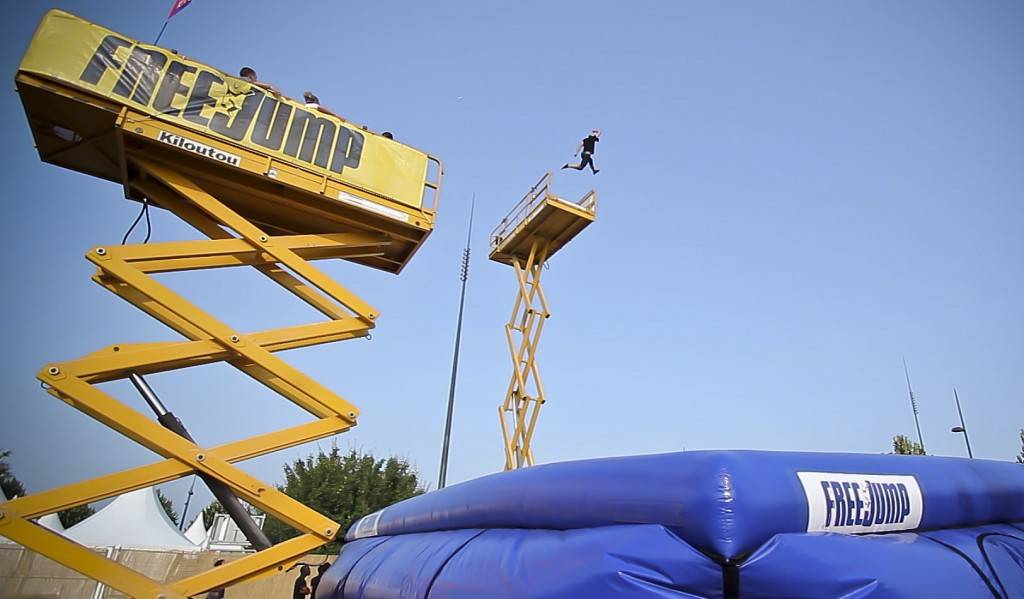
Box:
[19,10,429,208]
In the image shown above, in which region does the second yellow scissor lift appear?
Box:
[490,173,596,470]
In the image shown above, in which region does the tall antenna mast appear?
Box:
[438,196,474,489]
[902,357,926,453]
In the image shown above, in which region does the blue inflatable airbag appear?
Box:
[318,451,1024,598]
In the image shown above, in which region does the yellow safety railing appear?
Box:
[490,172,553,251]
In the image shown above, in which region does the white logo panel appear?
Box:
[798,472,923,534]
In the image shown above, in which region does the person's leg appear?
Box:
[582,153,598,173]
[562,157,584,170]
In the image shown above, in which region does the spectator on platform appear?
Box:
[303,91,341,119]
[238,66,281,97]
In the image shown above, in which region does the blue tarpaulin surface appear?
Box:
[316,451,1024,598]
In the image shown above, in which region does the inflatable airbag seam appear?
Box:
[976,532,1024,599]
[339,536,397,593]
[722,561,739,599]
[918,533,1001,598]
[423,529,488,599]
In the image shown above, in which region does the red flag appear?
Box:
[167,0,193,19]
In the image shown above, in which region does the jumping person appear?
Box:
[562,129,601,174]
[238,66,281,97]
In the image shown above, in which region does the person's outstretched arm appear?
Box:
[315,104,342,119]
[252,80,281,96]
[574,140,583,157]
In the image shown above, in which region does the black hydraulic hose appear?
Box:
[128,373,272,550]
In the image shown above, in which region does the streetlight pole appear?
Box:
[902,358,926,453]
[438,198,474,490]
[951,388,973,459]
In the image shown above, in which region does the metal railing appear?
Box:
[422,155,444,212]
[490,173,553,251]
[490,173,597,251]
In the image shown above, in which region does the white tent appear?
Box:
[0,488,66,540]
[37,513,65,533]
[64,487,200,551]
[183,515,209,548]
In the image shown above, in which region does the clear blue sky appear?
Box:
[1,1,1021,521]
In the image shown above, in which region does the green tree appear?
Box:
[264,446,424,553]
[157,489,179,526]
[1,449,27,499]
[1017,429,1023,464]
[892,434,926,455]
[2,449,94,527]
[58,504,95,528]
[202,500,227,529]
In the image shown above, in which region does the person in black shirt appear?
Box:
[205,558,226,599]
[292,564,311,599]
[238,66,281,97]
[311,562,330,597]
[562,129,601,174]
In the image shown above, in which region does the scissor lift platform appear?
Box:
[16,10,441,273]
[489,173,595,470]
[1,11,445,598]
[489,173,596,266]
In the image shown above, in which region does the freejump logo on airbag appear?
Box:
[157,131,241,167]
[798,472,923,534]
[351,509,384,540]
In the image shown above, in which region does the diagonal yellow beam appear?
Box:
[135,179,360,322]
[88,251,359,420]
[170,534,326,596]
[137,159,379,322]
[0,517,179,599]
[67,319,369,383]
[39,370,340,536]
[1,417,348,521]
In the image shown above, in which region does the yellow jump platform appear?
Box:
[16,10,442,273]
[489,172,596,266]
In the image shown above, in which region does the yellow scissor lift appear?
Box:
[0,11,441,598]
[490,173,595,470]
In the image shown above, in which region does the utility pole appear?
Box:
[902,358,926,453]
[178,476,197,531]
[438,198,474,489]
